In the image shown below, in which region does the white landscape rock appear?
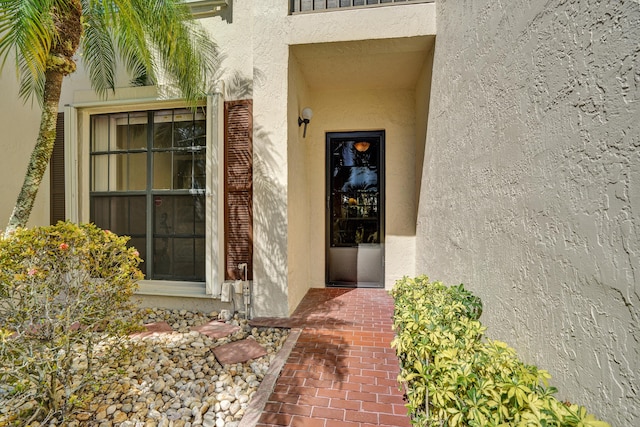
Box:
[1,309,289,426]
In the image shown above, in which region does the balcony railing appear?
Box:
[290,0,433,14]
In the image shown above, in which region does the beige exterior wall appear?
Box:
[301,87,419,288]
[414,46,434,208]
[247,1,436,314]
[249,1,291,317]
[2,3,637,422]
[287,53,312,314]
[0,0,436,318]
[417,0,639,424]
[0,67,51,231]
[285,4,437,307]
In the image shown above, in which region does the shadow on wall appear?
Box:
[220,70,289,316]
[223,69,264,100]
[253,122,289,316]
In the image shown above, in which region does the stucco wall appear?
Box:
[414,46,434,207]
[416,0,639,424]
[1,0,437,317]
[303,86,418,289]
[287,53,312,314]
[249,1,292,317]
[0,69,51,231]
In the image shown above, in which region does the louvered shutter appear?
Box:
[50,113,65,224]
[224,100,253,280]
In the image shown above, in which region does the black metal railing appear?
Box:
[290,0,432,14]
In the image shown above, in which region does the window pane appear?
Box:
[154,110,173,148]
[151,195,205,281]
[128,152,147,190]
[110,197,129,236]
[153,195,206,235]
[92,115,109,152]
[129,196,147,235]
[153,152,173,189]
[193,120,206,143]
[114,153,127,191]
[194,153,206,190]
[173,154,192,189]
[91,107,207,284]
[129,122,147,150]
[194,194,205,234]
[182,195,205,235]
[174,121,194,147]
[115,122,128,150]
[91,197,110,228]
[173,238,200,279]
[91,196,138,236]
[92,196,147,276]
[92,154,109,191]
[115,113,147,150]
[129,237,146,277]
[154,196,174,235]
[153,122,173,148]
[175,197,195,234]
[153,237,172,277]
[194,238,205,279]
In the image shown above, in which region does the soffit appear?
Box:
[290,36,435,91]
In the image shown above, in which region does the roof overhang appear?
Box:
[184,0,228,18]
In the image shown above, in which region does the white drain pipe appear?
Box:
[237,263,250,319]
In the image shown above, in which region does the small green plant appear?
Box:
[391,275,610,427]
[0,222,143,425]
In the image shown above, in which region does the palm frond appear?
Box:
[17,53,45,102]
[0,0,56,103]
[80,0,117,96]
[121,0,220,105]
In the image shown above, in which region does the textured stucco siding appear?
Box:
[0,67,51,230]
[417,0,639,424]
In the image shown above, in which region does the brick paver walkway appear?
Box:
[249,288,410,427]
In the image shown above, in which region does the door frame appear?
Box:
[325,130,385,288]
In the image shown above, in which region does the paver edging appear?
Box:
[238,328,302,427]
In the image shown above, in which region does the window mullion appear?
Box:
[146,111,154,279]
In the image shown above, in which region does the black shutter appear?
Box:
[50,113,65,224]
[224,100,253,280]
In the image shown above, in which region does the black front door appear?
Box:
[326,131,385,287]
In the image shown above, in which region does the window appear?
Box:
[90,108,206,282]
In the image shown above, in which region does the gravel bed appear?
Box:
[2,308,289,427]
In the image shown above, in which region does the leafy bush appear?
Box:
[391,275,610,427]
[0,222,143,425]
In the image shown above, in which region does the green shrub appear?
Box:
[0,222,143,425]
[391,275,610,427]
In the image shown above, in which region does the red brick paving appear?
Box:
[251,288,410,427]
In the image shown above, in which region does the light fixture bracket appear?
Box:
[298,107,313,138]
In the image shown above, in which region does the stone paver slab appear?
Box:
[250,317,297,329]
[192,320,241,339]
[213,338,267,365]
[130,321,174,339]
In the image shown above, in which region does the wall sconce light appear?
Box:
[298,107,313,138]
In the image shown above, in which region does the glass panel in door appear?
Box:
[326,131,384,287]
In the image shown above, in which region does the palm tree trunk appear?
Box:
[4,70,64,237]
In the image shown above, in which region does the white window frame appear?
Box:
[64,88,225,297]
